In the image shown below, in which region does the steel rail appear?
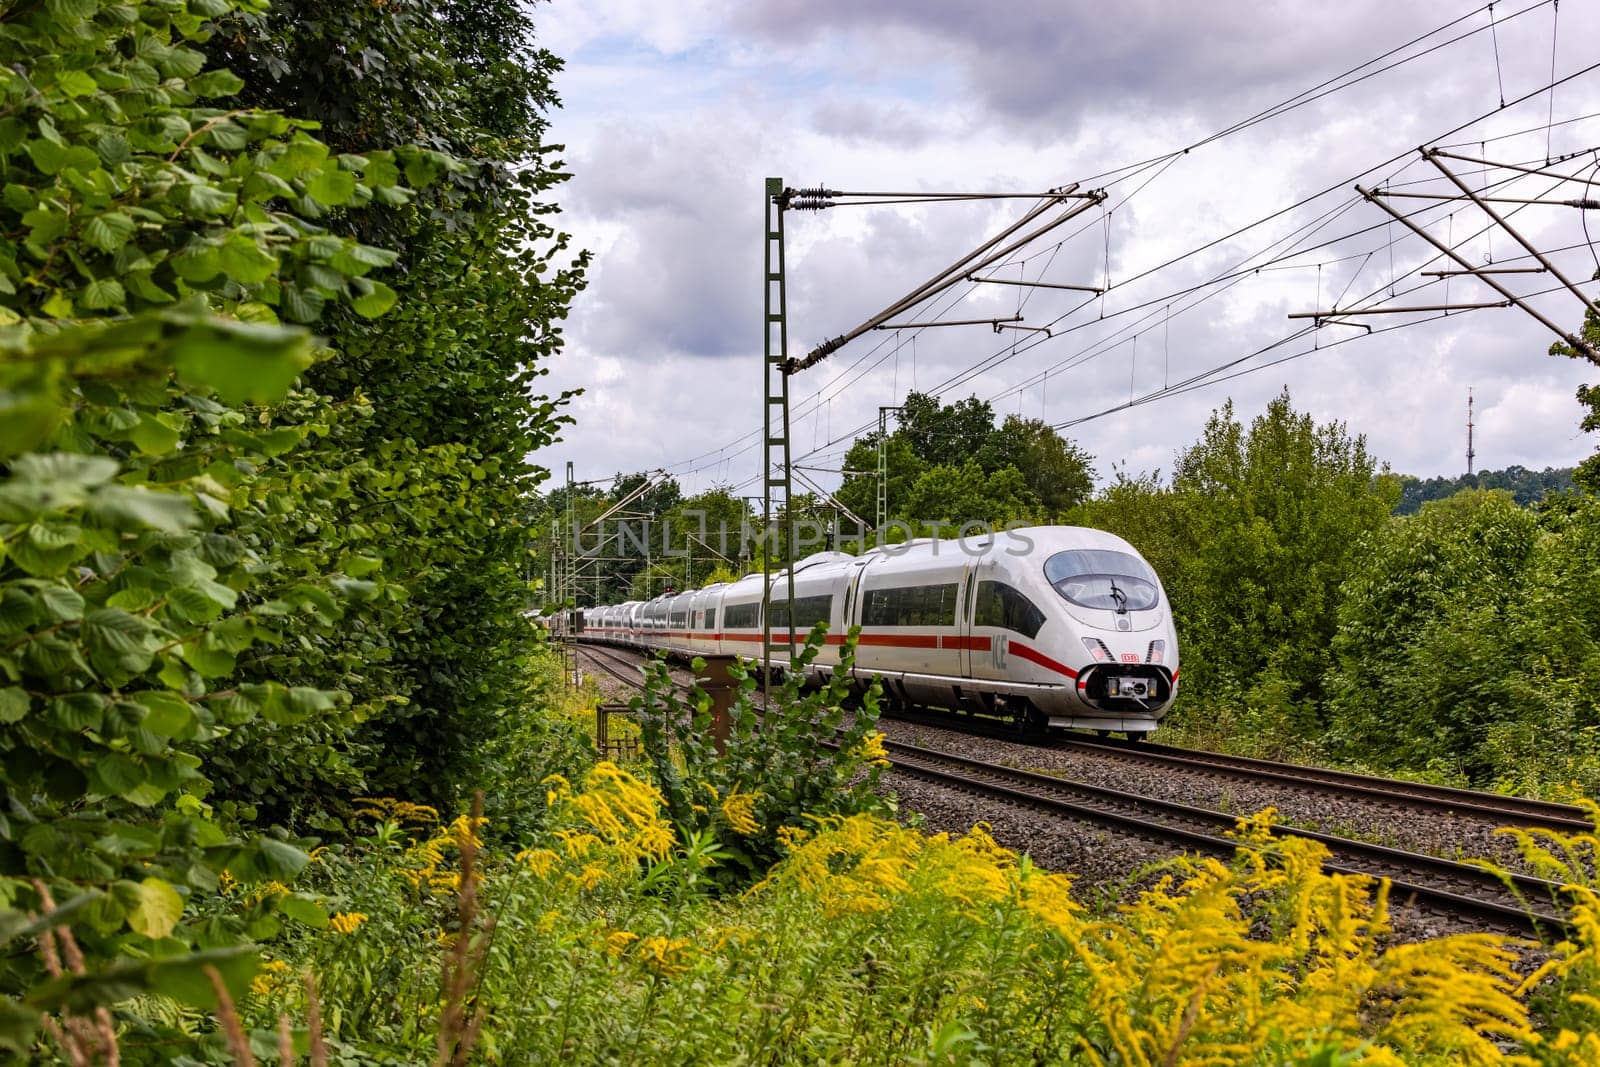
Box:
[598,661,1591,835]
[881,738,1569,936]
[1059,735,1593,833]
[574,641,704,696]
[882,704,1590,833]
[572,643,648,690]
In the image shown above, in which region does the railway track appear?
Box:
[1060,734,1592,835]
[570,640,1572,934]
[573,642,649,690]
[574,642,696,695]
[878,704,1591,835]
[881,738,1568,936]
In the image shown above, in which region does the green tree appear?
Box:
[1324,492,1539,777]
[198,0,588,811]
[834,396,1092,529]
[613,471,684,518]
[904,461,1040,526]
[666,487,752,583]
[1169,390,1397,721]
[1082,391,1396,746]
[1548,307,1600,492]
[978,415,1095,518]
[897,391,995,467]
[1394,465,1577,514]
[837,431,924,525]
[0,0,458,1045]
[1326,488,1600,793]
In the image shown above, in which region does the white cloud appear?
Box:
[531,0,1600,496]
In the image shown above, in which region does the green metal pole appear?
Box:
[762,178,796,700]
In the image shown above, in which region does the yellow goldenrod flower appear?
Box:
[250,958,293,998]
[605,930,640,957]
[571,863,608,891]
[853,731,890,767]
[329,911,369,935]
[354,796,440,826]
[633,935,692,978]
[516,847,560,878]
[720,786,762,837]
[245,880,291,905]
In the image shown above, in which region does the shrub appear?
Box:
[636,627,891,884]
[1326,491,1600,794]
[0,0,437,1050]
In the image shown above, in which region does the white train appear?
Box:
[575,526,1179,736]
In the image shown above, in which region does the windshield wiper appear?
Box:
[1107,577,1128,614]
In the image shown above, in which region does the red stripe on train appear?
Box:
[940,635,993,651]
[1009,641,1079,679]
[855,633,939,648]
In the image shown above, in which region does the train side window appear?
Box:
[769,594,832,631]
[863,583,959,627]
[723,602,759,629]
[974,581,1047,639]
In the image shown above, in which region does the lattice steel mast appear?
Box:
[761,179,796,698]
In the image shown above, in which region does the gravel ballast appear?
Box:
[878,716,1550,877]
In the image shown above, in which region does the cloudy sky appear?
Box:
[530,0,1600,497]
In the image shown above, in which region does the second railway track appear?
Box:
[1059,733,1592,834]
[878,706,1590,835]
[881,738,1568,936]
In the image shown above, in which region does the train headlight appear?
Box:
[1081,637,1112,662]
[1147,639,1165,664]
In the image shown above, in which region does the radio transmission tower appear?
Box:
[1466,388,1476,477]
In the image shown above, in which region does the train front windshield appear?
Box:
[1044,549,1159,612]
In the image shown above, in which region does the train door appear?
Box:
[958,562,976,678]
[841,557,872,679]
[842,558,871,631]
[968,556,1006,684]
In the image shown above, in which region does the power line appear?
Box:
[654,6,1597,497]
[642,3,1557,486]
[791,121,1600,473]
[829,66,1600,450]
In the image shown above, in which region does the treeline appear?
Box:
[1395,464,1576,514]
[835,392,1095,524]
[1,0,586,1050]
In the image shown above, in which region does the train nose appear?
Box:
[1077,663,1174,711]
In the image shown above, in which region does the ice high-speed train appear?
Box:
[576,526,1179,736]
